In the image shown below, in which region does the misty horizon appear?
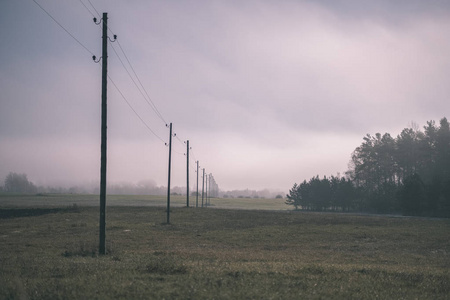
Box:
[1,1,450,192]
[0,173,286,199]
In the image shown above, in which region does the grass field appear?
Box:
[0,193,287,210]
[1,194,449,299]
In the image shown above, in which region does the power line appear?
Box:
[173,149,185,156]
[109,41,144,92]
[95,16,166,126]
[82,1,114,37]
[78,0,97,18]
[109,41,167,127]
[86,0,101,17]
[32,0,95,56]
[77,0,118,52]
[107,74,167,144]
[75,0,168,128]
[34,0,211,189]
[190,148,198,164]
[174,134,185,146]
[116,39,168,125]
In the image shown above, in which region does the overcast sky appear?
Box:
[1,0,449,192]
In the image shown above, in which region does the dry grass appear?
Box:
[0,193,287,210]
[0,201,449,299]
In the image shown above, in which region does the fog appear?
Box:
[1,0,449,193]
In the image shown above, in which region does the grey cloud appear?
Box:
[1,0,449,191]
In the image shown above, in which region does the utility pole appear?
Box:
[201,168,205,208]
[196,161,199,208]
[98,12,108,255]
[186,140,189,208]
[210,174,213,200]
[166,123,172,224]
[205,173,208,207]
[208,174,211,206]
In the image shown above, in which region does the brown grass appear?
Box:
[0,202,449,299]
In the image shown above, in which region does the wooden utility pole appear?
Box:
[186,140,189,208]
[99,12,108,255]
[167,123,173,224]
[205,173,208,207]
[208,174,211,206]
[201,168,205,208]
[196,161,199,208]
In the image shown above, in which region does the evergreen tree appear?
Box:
[288,117,448,216]
[285,183,301,210]
[399,174,428,216]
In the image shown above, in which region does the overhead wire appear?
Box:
[172,132,198,169]
[109,41,148,100]
[109,41,168,129]
[171,133,187,156]
[86,0,101,18]
[78,0,97,18]
[172,149,185,156]
[116,39,168,125]
[68,3,169,146]
[190,148,198,164]
[95,9,168,127]
[172,131,195,159]
[174,134,185,146]
[90,6,168,128]
[187,146,197,165]
[84,1,191,168]
[32,0,95,56]
[35,0,214,188]
[107,74,167,144]
[83,10,170,148]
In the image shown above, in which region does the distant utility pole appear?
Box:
[209,174,213,200]
[186,140,189,208]
[166,123,173,224]
[196,161,199,208]
[98,12,108,256]
[205,173,208,207]
[208,174,211,206]
[208,174,212,206]
[201,168,205,208]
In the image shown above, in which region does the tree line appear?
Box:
[286,117,450,217]
[2,172,37,193]
[0,175,198,196]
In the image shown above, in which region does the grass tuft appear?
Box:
[145,255,189,275]
[62,242,98,257]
